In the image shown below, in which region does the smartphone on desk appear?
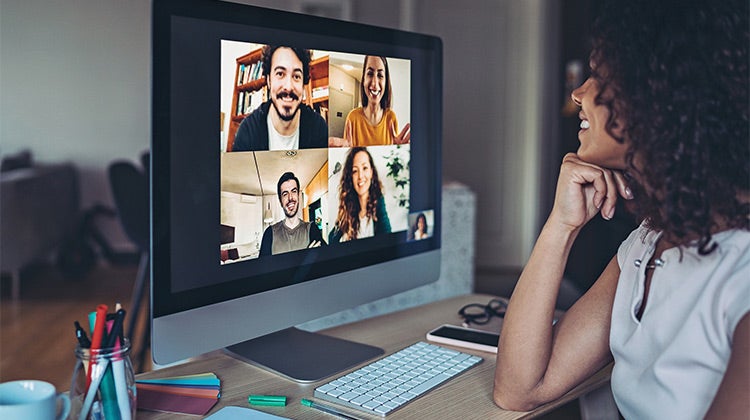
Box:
[426,324,499,353]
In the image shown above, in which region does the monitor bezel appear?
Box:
[151,0,443,320]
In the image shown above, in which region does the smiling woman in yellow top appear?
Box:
[341,56,410,147]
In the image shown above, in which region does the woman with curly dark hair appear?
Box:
[493,1,748,417]
[329,147,391,242]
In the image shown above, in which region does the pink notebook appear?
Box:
[136,372,220,415]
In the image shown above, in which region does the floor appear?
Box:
[0,262,582,419]
[0,261,151,392]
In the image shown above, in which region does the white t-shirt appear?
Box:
[610,223,750,419]
[357,216,374,239]
[267,114,299,150]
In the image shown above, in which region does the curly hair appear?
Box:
[590,0,749,253]
[335,147,384,240]
[261,45,312,85]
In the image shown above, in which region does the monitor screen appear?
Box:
[152,0,442,381]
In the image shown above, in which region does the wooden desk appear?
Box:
[136,294,611,419]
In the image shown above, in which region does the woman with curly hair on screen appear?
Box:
[493,1,749,418]
[329,147,391,243]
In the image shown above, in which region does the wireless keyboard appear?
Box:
[313,341,483,417]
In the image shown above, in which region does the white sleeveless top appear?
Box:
[610,223,750,419]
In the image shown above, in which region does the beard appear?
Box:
[271,92,301,122]
[283,200,298,218]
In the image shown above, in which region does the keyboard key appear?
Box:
[409,372,452,395]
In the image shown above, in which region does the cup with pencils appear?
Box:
[69,303,136,420]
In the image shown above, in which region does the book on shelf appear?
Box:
[311,86,329,99]
[237,61,264,86]
[236,64,245,86]
[236,89,266,116]
[252,61,263,80]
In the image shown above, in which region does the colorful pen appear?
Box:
[87,304,108,387]
[109,310,131,420]
[301,399,361,420]
[107,308,126,348]
[249,394,287,406]
[78,358,111,420]
[100,320,121,420]
[74,321,91,348]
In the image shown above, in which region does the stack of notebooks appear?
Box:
[136,372,221,415]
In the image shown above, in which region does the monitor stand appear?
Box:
[225,327,384,383]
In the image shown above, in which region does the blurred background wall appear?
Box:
[2,0,617,296]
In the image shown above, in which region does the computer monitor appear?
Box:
[151,0,443,382]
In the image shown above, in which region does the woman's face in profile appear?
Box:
[363,56,386,108]
[351,150,373,198]
[571,75,629,170]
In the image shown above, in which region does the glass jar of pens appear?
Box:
[70,304,137,420]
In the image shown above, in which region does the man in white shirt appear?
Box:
[232,45,328,151]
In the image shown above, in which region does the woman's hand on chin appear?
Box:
[549,153,633,232]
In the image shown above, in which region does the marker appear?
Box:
[74,321,91,348]
[248,394,287,406]
[97,320,122,420]
[301,399,361,420]
[78,358,111,420]
[106,309,126,348]
[87,304,108,387]
[110,311,132,420]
